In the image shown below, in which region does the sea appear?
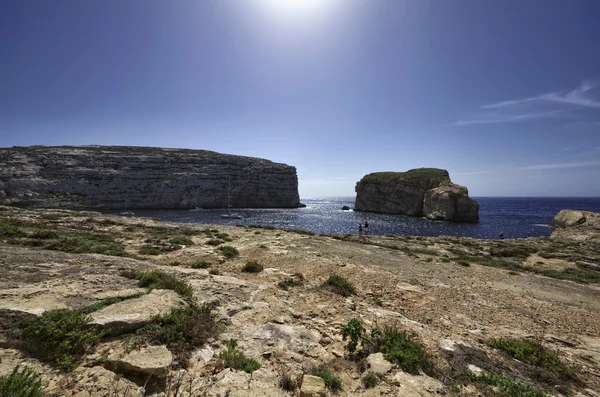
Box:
[107,197,600,240]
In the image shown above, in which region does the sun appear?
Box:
[257,0,339,19]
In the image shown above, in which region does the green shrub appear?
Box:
[311,365,342,392]
[0,220,28,238]
[45,234,126,256]
[20,309,105,371]
[325,274,356,297]
[362,371,379,389]
[191,261,211,269]
[487,338,564,372]
[242,261,263,273]
[0,365,45,397]
[456,259,471,267]
[218,245,239,259]
[29,230,59,240]
[169,236,194,246]
[138,304,221,363]
[209,269,220,275]
[464,370,550,397]
[138,246,162,255]
[379,327,432,374]
[207,238,224,246]
[215,233,232,242]
[120,269,193,298]
[218,339,261,373]
[279,373,299,391]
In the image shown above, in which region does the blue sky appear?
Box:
[1,1,599,197]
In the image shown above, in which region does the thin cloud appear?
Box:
[452,109,566,126]
[519,161,600,171]
[484,81,600,109]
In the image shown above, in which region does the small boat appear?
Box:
[120,196,135,216]
[190,191,202,211]
[221,178,243,219]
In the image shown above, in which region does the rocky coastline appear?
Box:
[0,206,599,396]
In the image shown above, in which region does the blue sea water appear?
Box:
[108,197,600,240]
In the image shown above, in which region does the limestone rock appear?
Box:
[423,182,479,223]
[354,168,479,223]
[366,352,393,374]
[0,146,300,209]
[550,210,600,241]
[390,371,446,396]
[108,345,173,378]
[60,366,145,397]
[90,289,184,332]
[300,374,327,397]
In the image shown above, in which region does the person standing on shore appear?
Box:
[364,221,369,235]
[358,223,363,235]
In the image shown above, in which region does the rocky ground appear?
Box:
[0,206,599,396]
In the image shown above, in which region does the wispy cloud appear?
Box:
[518,161,600,170]
[452,109,567,126]
[454,81,600,127]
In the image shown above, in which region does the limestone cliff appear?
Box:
[550,209,600,242]
[354,168,479,223]
[0,146,300,209]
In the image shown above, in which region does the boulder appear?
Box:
[366,352,393,374]
[423,182,479,223]
[300,375,327,397]
[59,367,145,397]
[551,209,587,228]
[342,205,351,211]
[550,209,600,241]
[107,345,173,378]
[390,371,446,396]
[89,289,184,332]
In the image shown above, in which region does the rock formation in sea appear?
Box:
[354,168,479,223]
[0,146,300,209]
[550,209,600,242]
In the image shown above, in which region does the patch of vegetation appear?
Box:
[0,219,28,238]
[456,259,471,267]
[120,269,193,298]
[215,233,232,242]
[218,339,261,373]
[464,370,550,397]
[138,304,221,365]
[242,261,263,273]
[0,365,45,397]
[169,236,194,246]
[45,233,126,257]
[138,245,162,255]
[218,245,239,259]
[362,371,379,389]
[311,365,342,393]
[29,230,59,239]
[487,338,565,373]
[191,261,211,269]
[539,267,600,284]
[19,309,105,371]
[324,274,356,297]
[342,318,380,353]
[79,293,146,315]
[209,269,220,275]
[279,373,299,392]
[379,327,432,374]
[277,273,304,290]
[207,238,225,246]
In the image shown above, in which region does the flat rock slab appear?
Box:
[300,375,326,397]
[188,276,262,309]
[90,289,183,331]
[59,366,145,397]
[243,322,322,359]
[367,352,393,374]
[390,371,446,396]
[108,345,173,378]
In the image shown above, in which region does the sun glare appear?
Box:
[258,0,339,19]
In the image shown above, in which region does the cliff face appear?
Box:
[550,209,600,242]
[354,168,479,223]
[0,146,300,209]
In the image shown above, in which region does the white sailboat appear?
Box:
[190,191,202,211]
[221,178,243,219]
[120,196,135,216]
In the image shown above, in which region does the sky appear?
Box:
[1,0,599,197]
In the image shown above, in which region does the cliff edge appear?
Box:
[354,168,479,223]
[550,209,600,242]
[0,146,300,210]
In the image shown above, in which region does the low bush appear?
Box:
[325,274,356,297]
[215,233,233,242]
[29,230,59,240]
[218,339,261,373]
[279,373,299,391]
[191,261,211,269]
[138,303,221,364]
[311,365,342,392]
[379,327,432,374]
[45,234,126,257]
[464,370,550,397]
[362,371,379,389]
[120,269,193,298]
[218,245,239,259]
[138,245,162,255]
[20,309,105,371]
[169,236,194,246]
[0,365,45,397]
[242,261,263,273]
[207,239,225,246]
[277,273,304,290]
[209,269,220,275]
[0,219,28,238]
[487,338,564,372]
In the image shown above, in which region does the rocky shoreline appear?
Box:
[0,206,599,396]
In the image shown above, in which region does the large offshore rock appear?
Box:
[0,146,300,209]
[354,169,450,216]
[354,168,479,223]
[423,182,479,223]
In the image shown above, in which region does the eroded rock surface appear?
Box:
[551,209,600,241]
[107,345,173,378]
[0,145,300,209]
[423,182,479,223]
